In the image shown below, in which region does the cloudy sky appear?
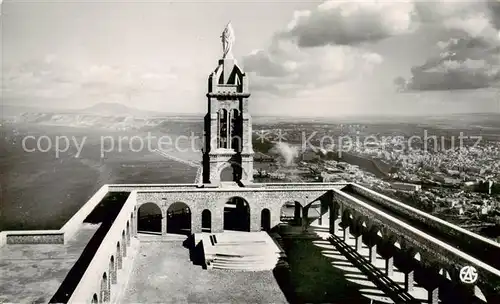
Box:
[2,0,500,116]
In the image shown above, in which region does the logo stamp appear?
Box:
[459,266,478,284]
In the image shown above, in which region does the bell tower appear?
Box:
[202,23,254,185]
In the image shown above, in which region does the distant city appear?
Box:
[250,119,500,241]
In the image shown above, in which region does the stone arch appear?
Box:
[100,272,109,303]
[384,230,401,248]
[167,202,192,235]
[218,161,249,182]
[280,201,303,226]
[122,231,127,258]
[356,214,369,231]
[224,196,250,231]
[341,208,353,229]
[116,242,122,269]
[362,224,381,246]
[306,200,321,217]
[91,293,98,304]
[109,255,117,284]
[304,200,322,226]
[137,202,163,234]
[201,209,212,232]
[261,208,271,231]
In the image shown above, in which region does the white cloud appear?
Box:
[3,58,179,104]
[245,0,500,97]
[402,1,500,91]
[243,0,408,96]
[244,41,382,96]
[284,0,416,47]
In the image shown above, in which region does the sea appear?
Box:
[0,123,197,231]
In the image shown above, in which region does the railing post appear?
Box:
[369,244,377,264]
[354,234,363,252]
[331,202,341,235]
[343,226,350,242]
[385,256,394,277]
[428,286,439,304]
[404,270,415,292]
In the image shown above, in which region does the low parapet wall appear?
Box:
[61,185,110,241]
[68,191,137,303]
[0,185,109,247]
[256,182,348,188]
[348,183,500,257]
[0,230,64,245]
[107,184,200,192]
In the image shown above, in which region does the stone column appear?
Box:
[302,206,309,231]
[343,226,351,242]
[271,207,281,231]
[368,244,377,264]
[294,203,302,221]
[213,208,224,233]
[329,203,338,235]
[191,211,202,234]
[227,110,231,149]
[241,100,251,152]
[213,110,219,150]
[321,202,330,227]
[404,270,415,292]
[428,287,439,304]
[162,212,167,235]
[334,203,343,236]
[354,234,363,252]
[250,207,260,232]
[385,256,394,277]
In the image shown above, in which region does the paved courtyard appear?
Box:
[123,234,288,303]
[0,223,100,303]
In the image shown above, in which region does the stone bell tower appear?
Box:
[202,22,254,184]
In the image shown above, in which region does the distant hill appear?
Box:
[1,104,61,118]
[78,102,158,117]
[2,102,203,130]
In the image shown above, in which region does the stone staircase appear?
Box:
[195,231,285,271]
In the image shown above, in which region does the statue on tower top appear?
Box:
[221,22,235,59]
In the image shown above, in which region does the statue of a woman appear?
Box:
[221,22,235,59]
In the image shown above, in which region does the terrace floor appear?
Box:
[122,233,288,303]
[0,223,100,303]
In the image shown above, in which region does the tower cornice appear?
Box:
[206,92,250,98]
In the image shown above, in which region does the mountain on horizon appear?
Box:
[79,102,157,117]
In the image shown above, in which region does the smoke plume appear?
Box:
[271,142,299,166]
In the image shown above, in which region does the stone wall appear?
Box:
[107,184,200,192]
[68,191,137,304]
[1,185,110,248]
[6,232,64,244]
[333,188,500,290]
[349,184,500,261]
[62,185,110,242]
[136,187,333,233]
